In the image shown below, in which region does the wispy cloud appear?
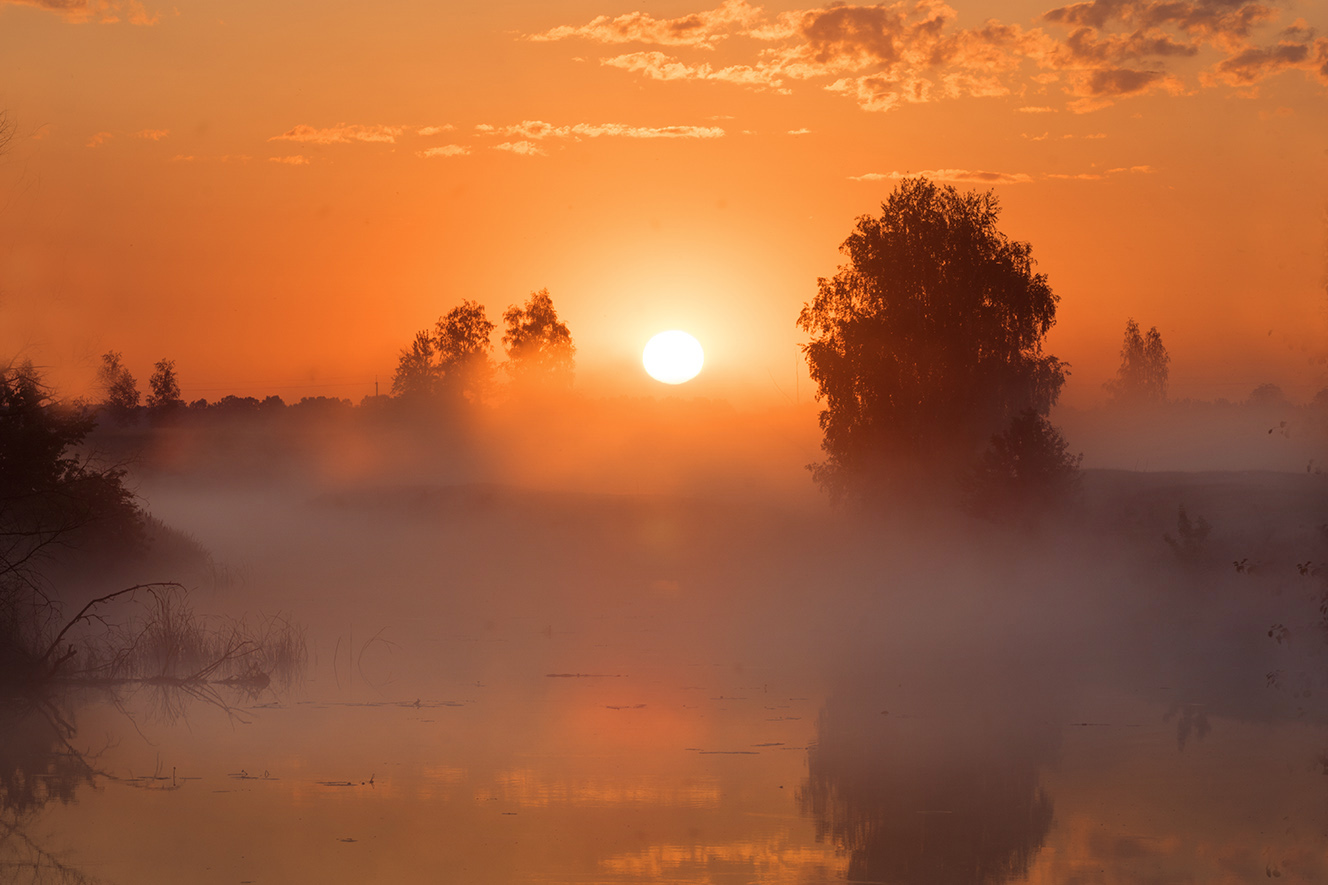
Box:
[851,165,1152,183]
[417,145,471,158]
[849,168,1035,184]
[134,128,169,140]
[270,124,405,145]
[417,125,455,136]
[494,141,547,156]
[4,0,157,24]
[268,155,310,165]
[486,120,726,141]
[85,131,113,148]
[525,0,761,49]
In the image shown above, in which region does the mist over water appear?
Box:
[7,390,1328,883]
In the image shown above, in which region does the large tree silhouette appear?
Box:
[798,177,1066,502]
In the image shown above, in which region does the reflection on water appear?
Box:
[801,695,1057,885]
[0,699,100,884]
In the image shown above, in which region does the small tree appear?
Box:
[146,358,183,415]
[98,351,140,425]
[391,331,438,399]
[1105,319,1169,405]
[502,288,575,388]
[798,177,1066,503]
[964,409,1082,521]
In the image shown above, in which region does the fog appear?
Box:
[10,390,1328,883]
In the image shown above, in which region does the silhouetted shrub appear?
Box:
[963,409,1082,522]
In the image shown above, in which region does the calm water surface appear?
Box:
[10,483,1328,883]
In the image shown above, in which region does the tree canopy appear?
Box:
[1105,319,1168,405]
[502,289,575,388]
[798,177,1066,501]
[97,351,140,425]
[391,300,495,403]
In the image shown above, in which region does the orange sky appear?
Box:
[0,0,1325,408]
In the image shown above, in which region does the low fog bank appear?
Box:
[1056,396,1328,472]
[63,386,1328,745]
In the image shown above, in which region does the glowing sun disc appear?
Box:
[643,330,704,384]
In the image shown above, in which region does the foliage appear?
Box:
[0,361,145,683]
[964,409,1082,521]
[1163,505,1211,561]
[502,288,575,388]
[146,358,183,415]
[97,351,140,425]
[1104,319,1169,405]
[391,331,437,398]
[0,362,144,570]
[391,300,495,403]
[1248,383,1287,407]
[797,177,1066,502]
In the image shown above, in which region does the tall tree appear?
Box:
[502,289,575,388]
[146,358,183,414]
[390,331,438,399]
[435,300,494,402]
[797,177,1066,502]
[389,301,495,404]
[1105,319,1169,405]
[97,352,140,425]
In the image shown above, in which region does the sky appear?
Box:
[0,0,1325,408]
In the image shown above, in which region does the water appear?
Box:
[9,479,1328,883]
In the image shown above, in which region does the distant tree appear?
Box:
[1248,383,1287,408]
[97,352,140,425]
[146,358,183,415]
[1104,319,1169,405]
[391,331,438,399]
[435,300,495,402]
[797,177,1066,502]
[964,409,1082,522]
[390,301,495,404]
[502,289,575,388]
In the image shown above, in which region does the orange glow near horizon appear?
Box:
[0,0,1324,409]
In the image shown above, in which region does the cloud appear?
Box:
[417,145,471,158]
[134,128,169,140]
[525,0,762,48]
[4,0,157,24]
[787,128,812,134]
[270,124,404,145]
[1206,36,1328,85]
[417,125,456,136]
[85,131,113,147]
[268,155,310,165]
[494,141,547,156]
[484,120,727,141]
[849,168,1034,183]
[542,0,1325,113]
[852,165,1152,183]
[601,51,789,91]
[1017,105,1057,112]
[1041,0,1277,45]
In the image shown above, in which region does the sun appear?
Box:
[643,330,704,385]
